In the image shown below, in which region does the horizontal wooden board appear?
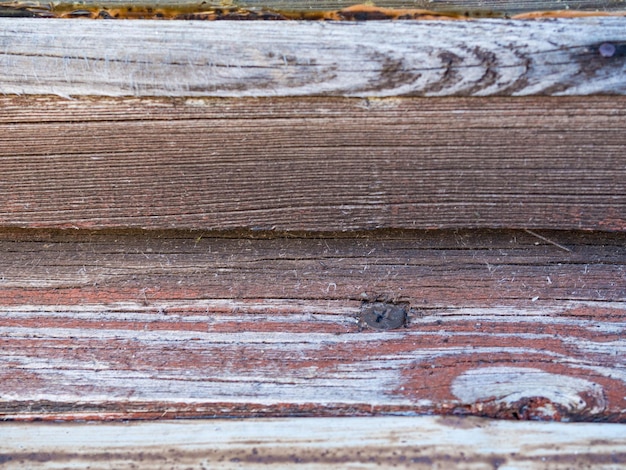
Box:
[0,229,624,421]
[0,95,624,232]
[4,0,626,18]
[1,416,625,468]
[0,18,625,96]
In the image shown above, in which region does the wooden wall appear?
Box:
[0,14,625,468]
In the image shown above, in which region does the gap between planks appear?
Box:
[0,95,624,232]
[0,228,624,421]
[4,0,626,19]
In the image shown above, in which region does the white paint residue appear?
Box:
[451,367,606,416]
[0,298,359,316]
[0,355,412,406]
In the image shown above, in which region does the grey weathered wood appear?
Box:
[0,18,625,97]
[1,417,625,468]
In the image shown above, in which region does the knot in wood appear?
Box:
[359,302,407,330]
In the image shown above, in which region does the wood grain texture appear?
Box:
[0,95,624,232]
[4,0,626,18]
[0,229,624,421]
[1,416,625,468]
[0,18,625,96]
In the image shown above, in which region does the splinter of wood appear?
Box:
[523,229,572,253]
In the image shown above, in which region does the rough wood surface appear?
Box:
[1,229,624,421]
[4,0,626,18]
[1,416,625,468]
[0,18,625,96]
[0,95,624,232]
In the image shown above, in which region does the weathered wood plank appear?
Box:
[0,96,624,232]
[4,0,626,18]
[1,416,625,468]
[0,18,625,96]
[0,229,624,421]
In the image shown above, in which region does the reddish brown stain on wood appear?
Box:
[0,96,624,231]
[0,229,624,421]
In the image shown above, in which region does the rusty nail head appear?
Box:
[359,302,407,330]
[599,42,616,58]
